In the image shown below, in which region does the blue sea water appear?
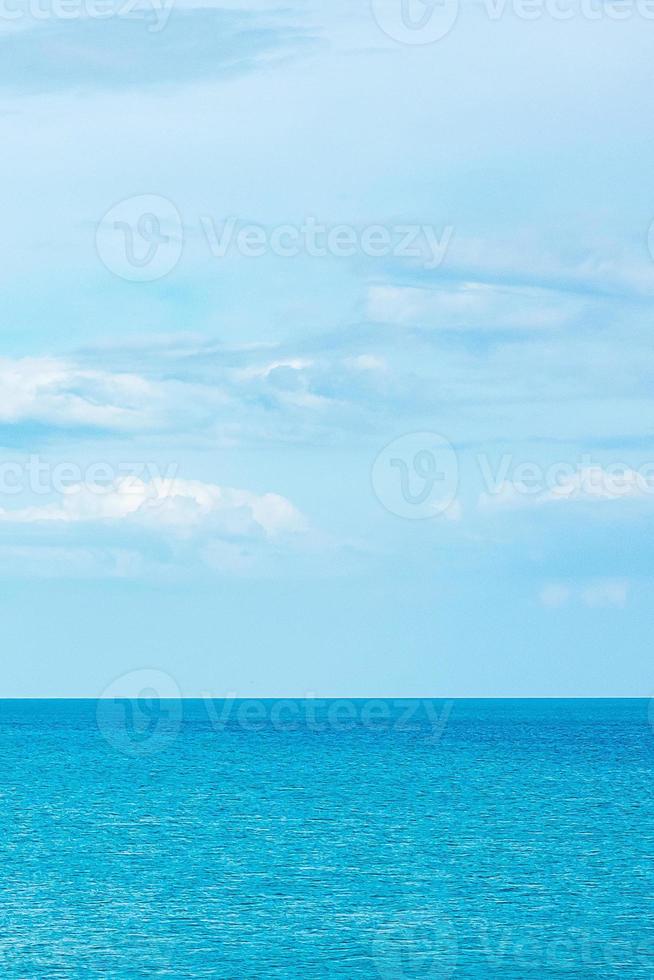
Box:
[0,698,653,978]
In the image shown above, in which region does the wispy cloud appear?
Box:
[0,8,317,93]
[540,579,629,609]
[366,281,586,331]
[0,475,305,535]
[5,311,654,454]
[480,466,654,511]
[0,356,165,431]
[0,475,308,577]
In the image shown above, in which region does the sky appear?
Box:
[1,0,654,696]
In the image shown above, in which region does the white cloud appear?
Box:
[343,354,387,372]
[432,233,654,301]
[234,358,314,381]
[480,466,653,511]
[580,580,629,609]
[539,580,629,609]
[539,583,571,608]
[545,467,651,502]
[443,499,463,522]
[366,282,584,331]
[0,477,306,538]
[0,357,161,430]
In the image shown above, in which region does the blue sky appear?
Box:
[1,0,654,695]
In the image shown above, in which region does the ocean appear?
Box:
[0,698,652,977]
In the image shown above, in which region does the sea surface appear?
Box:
[0,698,652,978]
